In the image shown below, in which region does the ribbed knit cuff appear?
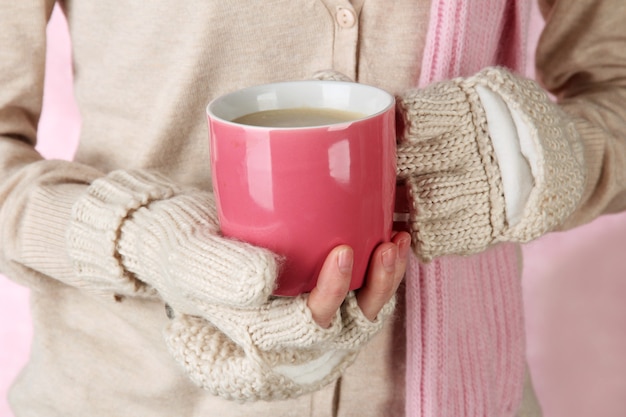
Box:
[18,183,87,284]
[200,295,344,351]
[66,170,181,297]
[397,79,506,260]
[397,67,586,260]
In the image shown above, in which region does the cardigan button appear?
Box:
[336,7,356,28]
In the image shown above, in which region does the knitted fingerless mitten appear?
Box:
[163,292,396,402]
[396,67,585,261]
[312,69,353,82]
[67,169,278,309]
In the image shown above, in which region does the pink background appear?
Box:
[2,5,626,417]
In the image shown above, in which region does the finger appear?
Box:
[393,231,411,282]
[356,232,411,321]
[356,243,397,321]
[307,245,353,328]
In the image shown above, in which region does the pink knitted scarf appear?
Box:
[405,1,531,416]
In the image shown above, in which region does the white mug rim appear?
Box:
[206,80,395,131]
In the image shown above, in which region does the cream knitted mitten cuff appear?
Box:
[67,169,278,309]
[312,69,353,82]
[396,67,585,261]
[68,169,392,400]
[163,293,396,402]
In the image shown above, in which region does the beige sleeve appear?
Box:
[0,2,102,287]
[536,0,626,227]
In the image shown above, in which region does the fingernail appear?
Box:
[398,237,411,259]
[382,248,397,272]
[338,247,354,275]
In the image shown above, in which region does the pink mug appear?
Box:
[207,80,396,296]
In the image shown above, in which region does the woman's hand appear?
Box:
[308,231,411,327]
[395,67,584,261]
[163,231,410,401]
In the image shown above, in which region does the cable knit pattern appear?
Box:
[163,292,395,402]
[396,66,585,261]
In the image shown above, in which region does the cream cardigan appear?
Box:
[1,0,625,416]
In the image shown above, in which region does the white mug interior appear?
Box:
[207,80,394,127]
